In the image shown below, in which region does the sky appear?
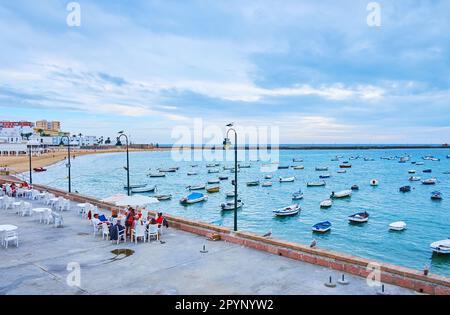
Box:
[0,0,450,144]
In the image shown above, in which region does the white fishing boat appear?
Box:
[389,221,407,231]
[330,190,352,198]
[416,162,424,165]
[208,169,220,173]
[262,182,273,187]
[154,194,172,201]
[315,167,328,171]
[279,176,295,183]
[292,165,305,170]
[264,174,273,179]
[123,184,146,189]
[226,191,236,198]
[307,181,326,187]
[273,204,300,216]
[247,180,260,186]
[207,179,220,184]
[223,166,234,170]
[239,163,251,168]
[370,179,379,186]
[348,211,369,223]
[292,191,304,200]
[320,199,332,208]
[422,178,437,185]
[409,176,421,181]
[206,163,216,168]
[131,185,156,193]
[221,200,244,211]
[158,168,176,173]
[430,239,450,254]
[187,171,198,176]
[180,192,208,204]
[337,170,346,173]
[148,172,166,178]
[292,158,303,162]
[186,184,206,190]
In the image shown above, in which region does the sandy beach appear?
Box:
[0,147,169,174]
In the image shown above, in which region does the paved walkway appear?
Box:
[0,195,414,295]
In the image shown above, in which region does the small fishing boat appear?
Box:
[370,179,379,186]
[221,200,244,211]
[238,163,251,168]
[149,172,166,178]
[431,191,442,200]
[337,170,347,174]
[430,239,450,254]
[320,199,332,208]
[292,158,303,162]
[364,158,375,161]
[278,166,289,169]
[131,185,156,193]
[191,164,198,168]
[279,176,295,183]
[219,176,229,180]
[409,176,421,181]
[208,169,220,173]
[351,184,359,190]
[399,186,411,193]
[416,162,424,165]
[443,171,450,175]
[186,184,206,190]
[315,167,328,171]
[207,179,220,184]
[292,191,304,200]
[264,175,273,179]
[223,166,234,170]
[187,171,198,176]
[292,165,305,170]
[319,174,331,179]
[154,194,172,201]
[330,190,352,198]
[247,180,260,186]
[33,167,47,172]
[206,186,220,193]
[348,211,369,223]
[408,170,416,174]
[423,169,432,173]
[422,178,437,185]
[123,184,146,190]
[180,192,208,204]
[273,204,300,216]
[206,163,216,168]
[312,221,332,233]
[339,164,352,168]
[307,181,326,187]
[389,221,407,231]
[158,168,176,173]
[262,182,273,187]
[226,191,236,198]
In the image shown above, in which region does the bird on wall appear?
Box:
[262,229,272,238]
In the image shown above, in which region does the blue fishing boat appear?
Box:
[292,190,304,200]
[312,221,332,233]
[180,192,208,204]
[399,186,411,193]
[431,191,443,200]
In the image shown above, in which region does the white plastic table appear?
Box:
[32,208,51,223]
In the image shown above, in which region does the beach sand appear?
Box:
[0,147,168,174]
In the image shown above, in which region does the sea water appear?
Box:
[32,148,450,276]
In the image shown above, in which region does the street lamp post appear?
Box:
[223,126,238,231]
[118,131,130,196]
[28,144,32,185]
[60,135,72,193]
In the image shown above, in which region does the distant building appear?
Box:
[0,121,34,128]
[35,120,61,135]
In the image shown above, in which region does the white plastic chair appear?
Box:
[51,212,64,228]
[92,220,102,236]
[116,226,126,245]
[3,230,19,248]
[59,199,70,212]
[20,202,32,216]
[132,223,146,244]
[147,224,159,242]
[2,197,13,210]
[101,223,110,240]
[45,193,55,205]
[140,209,149,220]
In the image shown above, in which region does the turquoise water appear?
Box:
[32,149,450,276]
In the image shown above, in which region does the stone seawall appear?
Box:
[2,178,450,295]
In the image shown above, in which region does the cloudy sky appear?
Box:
[1,0,449,144]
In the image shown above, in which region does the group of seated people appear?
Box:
[2,181,29,197]
[90,206,168,241]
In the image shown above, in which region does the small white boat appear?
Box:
[293,158,303,162]
[262,182,273,187]
[206,163,216,168]
[187,184,206,190]
[223,166,234,170]
[279,176,295,183]
[247,180,260,186]
[292,191,304,200]
[408,170,416,174]
[348,212,369,223]
[292,165,305,170]
[187,171,198,176]
[370,179,379,186]
[320,199,332,208]
[154,194,172,201]
[207,179,220,184]
[430,239,450,254]
[330,190,352,198]
[158,168,176,173]
[416,162,424,165]
[238,163,251,168]
[226,191,236,198]
[148,172,166,178]
[180,192,208,204]
[264,175,273,179]
[123,184,146,189]
[208,169,220,173]
[221,200,244,211]
[319,174,331,179]
[315,167,328,171]
[307,181,326,187]
[409,176,421,181]
[273,204,300,216]
[422,178,437,185]
[131,185,156,193]
[389,221,407,231]
[337,170,346,174]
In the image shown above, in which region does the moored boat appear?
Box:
[273,204,300,216]
[312,221,332,233]
[339,164,352,168]
[33,167,47,172]
[207,179,220,184]
[238,163,251,168]
[292,158,303,162]
[187,171,198,176]
[337,170,347,173]
[148,172,166,178]
[348,211,369,223]
[279,176,295,183]
[330,190,352,198]
[430,239,450,254]
[264,174,273,179]
[315,167,329,171]
[389,221,407,231]
[399,185,411,193]
[186,184,206,190]
[423,169,432,173]
[262,182,273,187]
[320,199,332,208]
[307,181,326,187]
[206,186,220,193]
[351,184,359,190]
[221,200,244,211]
[180,192,208,204]
[219,176,229,180]
[292,190,304,200]
[370,179,379,186]
[431,191,442,200]
[292,165,305,170]
[123,184,146,190]
[208,169,220,173]
[422,178,437,185]
[408,170,416,174]
[247,180,260,186]
[409,176,421,181]
[278,165,289,169]
[154,194,172,201]
[131,185,156,193]
[319,174,331,179]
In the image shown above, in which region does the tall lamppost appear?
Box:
[27,142,32,185]
[60,135,72,193]
[223,124,238,231]
[117,131,130,196]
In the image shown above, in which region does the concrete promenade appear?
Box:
[0,196,414,295]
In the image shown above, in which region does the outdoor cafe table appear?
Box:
[0,224,18,246]
[32,208,51,223]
